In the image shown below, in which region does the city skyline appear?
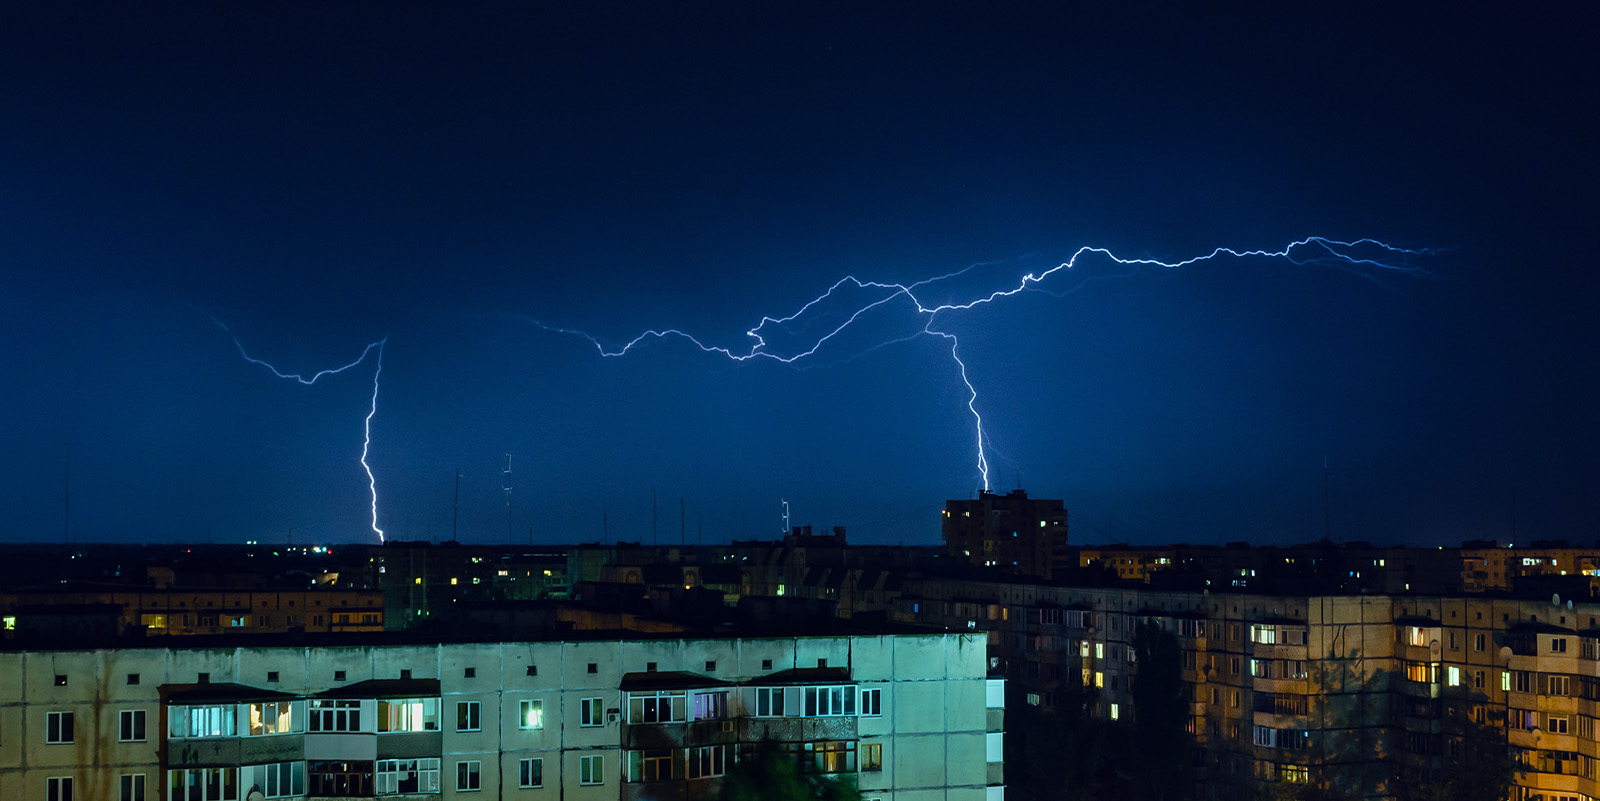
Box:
[3,6,1593,546]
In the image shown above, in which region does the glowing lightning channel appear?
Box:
[514,236,1437,491]
[213,318,389,542]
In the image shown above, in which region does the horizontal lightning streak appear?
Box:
[525,236,1434,491]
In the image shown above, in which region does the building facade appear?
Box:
[0,632,1002,801]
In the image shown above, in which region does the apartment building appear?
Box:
[892,574,1600,801]
[0,586,384,638]
[0,630,1003,801]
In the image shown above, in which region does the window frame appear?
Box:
[119,773,146,801]
[859,687,883,717]
[518,757,543,788]
[47,711,75,744]
[119,709,147,743]
[580,697,604,727]
[456,701,481,732]
[518,699,544,730]
[47,776,74,801]
[579,754,604,785]
[455,760,481,792]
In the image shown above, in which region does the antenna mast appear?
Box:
[502,453,513,545]
[452,468,461,543]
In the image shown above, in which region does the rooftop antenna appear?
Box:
[452,468,461,543]
[680,497,685,547]
[502,453,513,545]
[782,499,790,535]
[652,488,658,547]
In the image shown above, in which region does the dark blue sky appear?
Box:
[3,5,1594,547]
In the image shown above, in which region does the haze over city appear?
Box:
[3,5,1593,547]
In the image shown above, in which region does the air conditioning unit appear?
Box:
[607,710,621,724]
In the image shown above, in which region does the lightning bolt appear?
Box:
[213,319,389,542]
[514,236,1436,492]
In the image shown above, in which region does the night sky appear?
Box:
[3,5,1594,548]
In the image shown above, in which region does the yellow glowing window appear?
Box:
[451,578,458,586]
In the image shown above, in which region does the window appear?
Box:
[306,761,370,797]
[378,698,439,732]
[807,740,857,773]
[375,759,438,794]
[691,691,728,721]
[518,699,544,729]
[755,687,786,717]
[247,702,295,736]
[629,749,675,782]
[581,697,604,726]
[334,670,347,682]
[1475,633,1486,651]
[47,711,74,743]
[1253,726,1276,747]
[127,673,140,685]
[47,777,72,801]
[526,665,537,677]
[456,701,481,732]
[55,674,68,686]
[804,686,857,716]
[455,760,480,792]
[1550,675,1573,696]
[120,709,146,742]
[518,758,543,788]
[242,762,305,798]
[587,663,598,674]
[762,659,773,670]
[308,700,361,733]
[197,673,210,684]
[167,768,241,801]
[628,690,686,723]
[463,667,475,678]
[119,773,146,801]
[705,660,717,672]
[1553,638,1569,654]
[1545,714,1570,734]
[860,688,883,716]
[861,743,883,771]
[688,745,729,779]
[580,754,604,785]
[1446,666,1461,687]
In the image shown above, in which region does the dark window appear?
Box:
[464,667,476,678]
[646,662,657,672]
[526,665,537,677]
[817,659,828,668]
[335,670,347,682]
[401,669,413,680]
[197,673,210,684]
[308,760,373,797]
[705,661,716,672]
[54,675,67,686]
[762,659,773,670]
[587,663,598,674]
[267,671,279,683]
[127,673,140,685]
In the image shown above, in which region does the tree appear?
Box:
[1128,620,1192,801]
[715,742,865,801]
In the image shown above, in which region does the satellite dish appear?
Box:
[1554,594,1562,606]
[1429,639,1442,657]
[1500,645,1513,661]
[1568,600,1574,610]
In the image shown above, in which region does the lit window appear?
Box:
[519,700,543,729]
